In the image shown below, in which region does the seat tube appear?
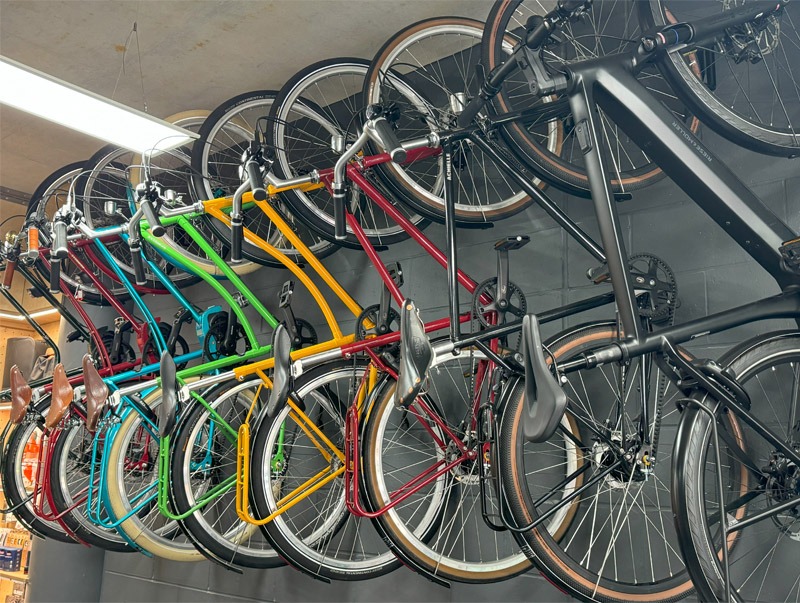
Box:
[568,77,642,342]
[442,136,461,342]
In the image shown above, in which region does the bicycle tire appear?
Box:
[363,17,544,223]
[267,57,427,247]
[47,420,134,552]
[168,378,283,568]
[190,90,338,268]
[250,359,404,581]
[498,322,696,602]
[641,1,800,157]
[673,330,800,602]
[361,345,582,583]
[1,397,75,544]
[481,0,698,198]
[103,389,204,561]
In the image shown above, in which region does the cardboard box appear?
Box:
[0,548,22,572]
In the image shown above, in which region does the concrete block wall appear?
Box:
[86,117,799,602]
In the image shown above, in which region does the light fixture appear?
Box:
[0,56,197,154]
[0,308,60,321]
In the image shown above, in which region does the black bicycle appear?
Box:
[447,2,799,601]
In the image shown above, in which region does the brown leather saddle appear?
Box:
[44,363,74,430]
[9,365,32,424]
[82,355,108,433]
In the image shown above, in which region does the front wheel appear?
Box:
[641,1,800,157]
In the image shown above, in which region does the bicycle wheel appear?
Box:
[361,344,581,583]
[641,1,800,157]
[1,397,75,544]
[363,17,546,223]
[499,322,695,602]
[673,331,800,602]
[26,162,131,306]
[168,378,283,568]
[250,359,403,581]
[191,91,338,267]
[103,390,204,561]
[48,419,133,552]
[267,57,427,247]
[482,0,698,198]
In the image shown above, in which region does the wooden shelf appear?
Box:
[0,569,27,583]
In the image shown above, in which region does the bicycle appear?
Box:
[440,1,799,600]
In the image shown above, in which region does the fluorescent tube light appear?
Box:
[0,56,197,154]
[0,308,60,321]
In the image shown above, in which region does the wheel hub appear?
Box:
[447,433,480,485]
[764,453,800,541]
[592,433,648,488]
[723,0,781,60]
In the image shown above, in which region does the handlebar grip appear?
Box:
[52,220,68,260]
[246,161,268,201]
[49,258,61,294]
[230,217,243,264]
[140,200,165,237]
[333,190,347,241]
[2,260,16,289]
[370,118,407,164]
[129,242,147,286]
[457,96,485,128]
[27,226,40,258]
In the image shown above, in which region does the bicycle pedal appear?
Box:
[779,236,800,273]
[586,262,610,284]
[494,235,530,252]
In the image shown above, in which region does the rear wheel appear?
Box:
[499,322,696,602]
[362,346,581,583]
[674,331,800,602]
[168,378,283,568]
[250,360,402,581]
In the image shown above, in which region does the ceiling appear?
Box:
[0,0,490,207]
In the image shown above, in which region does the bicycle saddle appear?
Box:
[44,363,73,430]
[522,314,568,443]
[266,323,292,419]
[396,299,433,408]
[83,354,108,433]
[9,365,32,424]
[157,351,178,438]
